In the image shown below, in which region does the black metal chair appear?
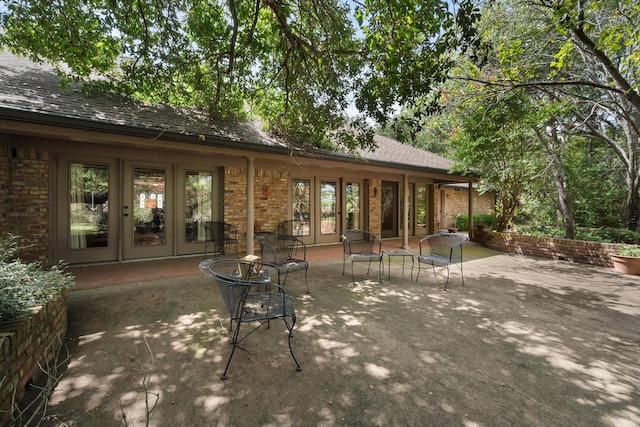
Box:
[199,258,302,380]
[340,229,383,283]
[416,233,469,290]
[277,219,308,237]
[257,232,310,293]
[203,221,238,258]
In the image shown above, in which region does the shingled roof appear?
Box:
[0,49,461,177]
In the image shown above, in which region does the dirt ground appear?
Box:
[41,244,640,426]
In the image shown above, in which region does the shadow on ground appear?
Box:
[44,244,640,426]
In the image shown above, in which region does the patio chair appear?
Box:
[340,229,383,283]
[199,258,302,380]
[257,232,310,293]
[277,219,308,237]
[203,221,238,259]
[416,233,469,290]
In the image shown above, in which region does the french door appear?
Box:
[55,155,119,264]
[381,181,398,238]
[122,162,174,259]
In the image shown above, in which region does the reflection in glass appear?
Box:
[291,180,310,236]
[70,163,109,249]
[417,185,427,229]
[346,182,360,229]
[133,168,166,246]
[185,171,213,242]
[321,181,337,235]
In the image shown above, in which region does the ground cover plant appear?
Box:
[0,235,74,322]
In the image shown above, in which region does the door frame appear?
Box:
[122,161,174,260]
[53,154,120,264]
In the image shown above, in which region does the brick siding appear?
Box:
[441,187,494,229]
[0,144,49,263]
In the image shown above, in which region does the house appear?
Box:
[0,50,477,265]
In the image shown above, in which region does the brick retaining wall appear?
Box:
[0,289,68,424]
[473,229,620,267]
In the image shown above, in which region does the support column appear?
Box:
[246,157,255,255]
[403,174,409,249]
[468,181,474,239]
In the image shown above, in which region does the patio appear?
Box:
[46,241,640,426]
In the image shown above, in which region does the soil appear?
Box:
[36,243,640,426]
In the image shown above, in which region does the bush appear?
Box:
[0,235,75,322]
[513,226,640,244]
[582,227,640,244]
[454,214,496,231]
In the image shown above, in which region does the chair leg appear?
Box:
[304,267,310,293]
[444,263,451,291]
[283,316,302,372]
[351,261,355,283]
[221,320,242,380]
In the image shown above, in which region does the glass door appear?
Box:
[177,168,221,255]
[55,156,118,263]
[317,179,339,244]
[416,184,428,236]
[123,162,173,259]
[345,181,361,231]
[290,179,312,241]
[381,181,398,238]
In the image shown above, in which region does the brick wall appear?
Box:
[0,144,49,263]
[253,169,289,233]
[0,289,68,425]
[224,167,290,251]
[442,187,494,229]
[368,180,381,235]
[474,229,620,267]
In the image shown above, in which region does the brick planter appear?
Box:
[0,289,68,424]
[473,229,620,268]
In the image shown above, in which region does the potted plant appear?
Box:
[611,244,640,275]
[448,214,460,233]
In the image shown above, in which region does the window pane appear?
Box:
[185,171,213,242]
[417,185,427,229]
[133,168,166,246]
[292,180,310,236]
[321,181,337,235]
[346,182,360,229]
[70,163,109,249]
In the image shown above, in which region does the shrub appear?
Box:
[513,226,640,244]
[0,235,75,322]
[587,227,640,244]
[454,214,496,231]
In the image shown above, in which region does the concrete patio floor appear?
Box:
[45,241,640,426]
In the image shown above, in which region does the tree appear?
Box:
[448,87,541,231]
[0,0,483,151]
[476,0,640,231]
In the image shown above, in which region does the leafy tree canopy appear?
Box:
[0,0,483,151]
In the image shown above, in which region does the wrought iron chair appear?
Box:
[199,258,302,380]
[416,233,469,290]
[277,219,308,237]
[340,229,383,283]
[257,232,310,293]
[203,221,238,259]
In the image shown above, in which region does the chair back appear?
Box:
[199,258,278,320]
[278,219,308,237]
[421,233,468,261]
[257,233,306,265]
[340,229,382,256]
[204,221,237,241]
